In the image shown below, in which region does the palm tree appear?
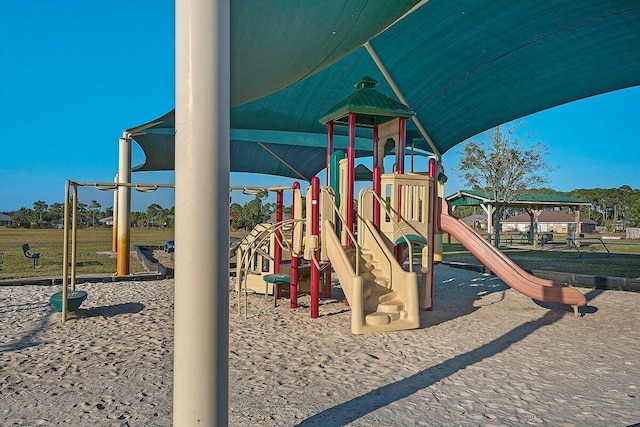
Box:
[33,200,48,224]
[88,200,102,227]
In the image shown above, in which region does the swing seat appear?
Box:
[49,290,88,312]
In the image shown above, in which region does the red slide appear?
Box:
[438,199,586,307]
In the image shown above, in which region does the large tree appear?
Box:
[458,124,554,245]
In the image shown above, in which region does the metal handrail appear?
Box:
[361,187,416,272]
[357,217,397,289]
[569,237,611,258]
[323,186,396,290]
[236,218,304,318]
[320,187,360,275]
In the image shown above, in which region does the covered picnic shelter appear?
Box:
[447,190,592,247]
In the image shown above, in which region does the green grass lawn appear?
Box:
[0,228,174,280]
[3,227,637,280]
[443,243,640,278]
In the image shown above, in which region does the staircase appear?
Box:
[345,246,410,327]
[324,218,420,334]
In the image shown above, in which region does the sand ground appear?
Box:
[1,265,639,426]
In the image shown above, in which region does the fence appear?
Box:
[626,228,640,239]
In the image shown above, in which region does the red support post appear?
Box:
[290,182,300,308]
[427,157,437,311]
[346,112,356,246]
[310,177,320,318]
[373,125,379,169]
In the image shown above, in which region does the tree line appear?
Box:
[2,200,175,229]
[5,186,640,233]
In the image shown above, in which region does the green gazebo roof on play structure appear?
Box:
[319,77,414,128]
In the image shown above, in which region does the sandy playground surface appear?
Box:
[1,265,639,426]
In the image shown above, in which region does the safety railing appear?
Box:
[360,188,417,272]
[320,187,360,275]
[236,218,303,318]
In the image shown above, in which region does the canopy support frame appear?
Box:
[364,41,441,159]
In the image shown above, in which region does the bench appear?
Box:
[22,243,41,268]
[164,240,175,253]
[538,233,554,246]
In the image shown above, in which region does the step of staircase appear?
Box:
[365,310,401,326]
[377,298,404,313]
[363,282,390,298]
[365,312,391,326]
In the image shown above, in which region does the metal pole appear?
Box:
[290,182,300,308]
[397,118,406,174]
[324,264,332,299]
[175,0,230,424]
[346,112,356,246]
[373,166,381,229]
[112,173,118,253]
[326,121,334,185]
[116,134,132,276]
[71,184,78,292]
[324,122,334,299]
[61,181,70,322]
[373,125,379,169]
[396,117,406,223]
[274,190,283,299]
[310,177,320,318]
[373,126,381,230]
[427,158,437,311]
[434,162,445,262]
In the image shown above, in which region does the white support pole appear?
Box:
[175,0,230,424]
[112,173,119,253]
[481,203,495,244]
[116,134,132,276]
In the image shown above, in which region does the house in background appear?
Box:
[0,213,13,228]
[501,211,597,234]
[461,213,488,230]
[99,216,114,227]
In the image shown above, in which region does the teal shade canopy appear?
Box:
[230,0,419,105]
[129,0,640,180]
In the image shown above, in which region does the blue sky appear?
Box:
[1,0,639,213]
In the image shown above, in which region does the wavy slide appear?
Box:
[439,199,586,307]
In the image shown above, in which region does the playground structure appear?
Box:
[234,78,586,333]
